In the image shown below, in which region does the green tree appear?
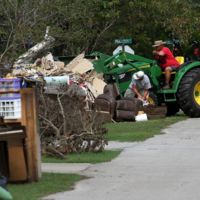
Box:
[0,0,200,63]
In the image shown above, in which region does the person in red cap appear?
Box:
[153,40,180,89]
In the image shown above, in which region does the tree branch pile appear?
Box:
[38,83,108,158]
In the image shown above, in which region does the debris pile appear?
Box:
[12,51,106,101]
[8,36,109,156]
[3,33,167,157]
[0,32,107,156]
[38,84,108,157]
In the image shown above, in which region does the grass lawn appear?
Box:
[8,173,85,200]
[106,116,187,142]
[42,150,121,164]
[42,116,186,163]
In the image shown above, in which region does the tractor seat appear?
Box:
[175,56,184,65]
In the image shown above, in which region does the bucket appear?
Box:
[135,113,148,122]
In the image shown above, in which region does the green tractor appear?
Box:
[91,41,200,117]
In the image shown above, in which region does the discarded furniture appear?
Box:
[0,86,41,182]
[142,105,167,119]
[95,84,142,121]
[0,128,27,182]
[115,97,142,121]
[95,84,120,118]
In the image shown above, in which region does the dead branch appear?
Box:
[38,84,108,157]
[39,114,60,137]
[45,146,66,159]
[57,93,67,137]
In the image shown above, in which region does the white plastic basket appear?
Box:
[135,113,148,122]
[0,98,21,119]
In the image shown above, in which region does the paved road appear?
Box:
[44,118,200,200]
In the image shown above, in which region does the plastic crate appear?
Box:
[0,93,21,100]
[0,98,21,119]
[0,78,21,91]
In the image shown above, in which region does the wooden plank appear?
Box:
[66,53,93,74]
[92,78,106,96]
[20,88,41,182]
[0,129,23,135]
[8,139,27,182]
[4,119,21,124]
[0,132,25,141]
[0,90,20,94]
[71,58,93,74]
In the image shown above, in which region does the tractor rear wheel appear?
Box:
[177,68,200,117]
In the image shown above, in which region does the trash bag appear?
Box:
[0,176,7,189]
[0,186,13,200]
[0,177,13,200]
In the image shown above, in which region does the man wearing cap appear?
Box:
[124,71,151,101]
[153,40,180,89]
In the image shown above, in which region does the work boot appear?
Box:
[163,84,170,89]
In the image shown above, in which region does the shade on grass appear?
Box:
[106,116,187,142]
[42,150,121,164]
[8,173,84,200]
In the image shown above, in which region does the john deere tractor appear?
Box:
[91,40,200,117]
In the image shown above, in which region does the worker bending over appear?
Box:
[124,71,151,102]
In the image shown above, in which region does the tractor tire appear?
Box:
[177,68,200,117]
[148,92,158,106]
[166,102,180,116]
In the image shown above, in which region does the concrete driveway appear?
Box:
[44,118,200,200]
